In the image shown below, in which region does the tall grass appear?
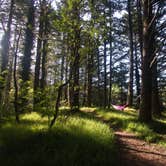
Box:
[0,112,117,166]
[94,108,166,146]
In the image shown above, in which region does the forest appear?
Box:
[0,0,166,165]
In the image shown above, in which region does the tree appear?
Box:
[139,0,154,122]
[134,33,140,107]
[0,0,14,109]
[126,0,134,106]
[13,26,22,123]
[0,0,14,73]
[40,0,50,90]
[139,0,165,121]
[34,1,44,95]
[19,0,35,112]
[21,0,35,82]
[66,0,82,111]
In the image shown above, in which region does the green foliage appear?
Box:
[112,84,121,103]
[34,86,56,119]
[126,122,160,143]
[95,108,166,145]
[18,80,33,113]
[0,75,5,89]
[0,111,117,166]
[0,70,8,89]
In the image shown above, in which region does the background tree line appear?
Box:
[0,0,165,124]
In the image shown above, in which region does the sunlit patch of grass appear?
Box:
[126,122,160,142]
[93,108,166,145]
[0,111,117,166]
[21,112,48,130]
[59,106,70,111]
[95,108,136,128]
[54,115,114,146]
[80,107,97,113]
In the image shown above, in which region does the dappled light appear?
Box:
[0,112,117,166]
[0,0,165,165]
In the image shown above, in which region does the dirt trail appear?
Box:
[83,109,166,165]
[115,131,166,166]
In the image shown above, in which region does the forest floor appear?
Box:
[0,107,166,166]
[83,107,166,166]
[116,131,166,166]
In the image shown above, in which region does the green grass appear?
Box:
[92,107,166,146]
[1,107,165,166]
[0,112,117,166]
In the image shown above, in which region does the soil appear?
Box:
[1,109,166,166]
[83,109,166,166]
[115,131,166,166]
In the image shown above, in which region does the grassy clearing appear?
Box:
[91,107,166,146]
[0,111,117,166]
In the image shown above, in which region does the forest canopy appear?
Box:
[0,1,166,165]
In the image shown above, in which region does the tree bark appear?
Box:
[82,67,87,106]
[127,0,134,107]
[97,47,101,106]
[108,32,112,109]
[13,29,22,123]
[87,38,93,107]
[40,39,48,89]
[49,81,69,129]
[70,46,80,111]
[151,60,161,116]
[69,3,80,112]
[139,0,154,122]
[21,0,35,82]
[33,3,44,109]
[0,0,14,106]
[49,48,81,128]
[34,4,44,92]
[136,0,143,62]
[134,33,140,108]
[40,5,49,89]
[0,0,14,72]
[103,40,107,108]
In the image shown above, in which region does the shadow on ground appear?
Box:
[0,113,117,166]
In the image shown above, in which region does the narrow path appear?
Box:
[83,109,166,165]
[115,131,166,166]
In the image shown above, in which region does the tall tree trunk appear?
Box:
[33,4,44,108]
[127,0,134,106]
[139,0,154,122]
[108,33,112,109]
[0,0,14,72]
[151,60,161,116]
[134,33,140,107]
[82,67,87,106]
[97,47,101,106]
[87,39,93,107]
[13,29,22,123]
[136,0,143,61]
[34,4,44,92]
[60,40,65,101]
[69,3,80,112]
[70,46,80,111]
[40,3,49,90]
[0,0,14,107]
[108,0,113,109]
[103,40,107,108]
[2,48,14,112]
[61,51,65,83]
[20,0,35,112]
[64,47,69,102]
[40,39,48,89]
[21,0,35,82]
